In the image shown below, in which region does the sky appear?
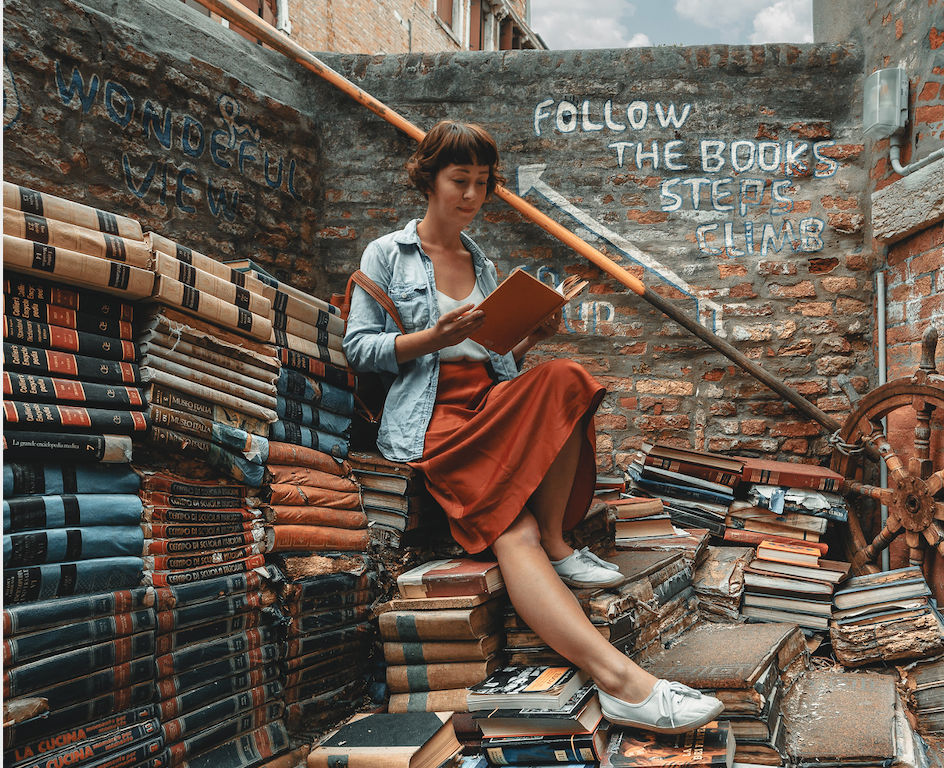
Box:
[528,0,814,49]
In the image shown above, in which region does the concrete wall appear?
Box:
[4,0,869,474]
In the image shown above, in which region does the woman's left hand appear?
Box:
[532,308,562,342]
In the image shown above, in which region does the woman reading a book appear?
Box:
[343,120,723,734]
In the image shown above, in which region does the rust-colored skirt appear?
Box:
[409,358,605,554]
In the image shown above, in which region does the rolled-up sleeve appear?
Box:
[342,243,401,375]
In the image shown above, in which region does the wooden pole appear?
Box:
[191,0,843,435]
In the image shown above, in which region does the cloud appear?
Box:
[673,0,770,35]
[749,0,813,43]
[530,0,642,50]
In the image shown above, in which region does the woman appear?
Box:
[343,120,723,734]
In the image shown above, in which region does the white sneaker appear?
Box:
[551,547,624,588]
[598,679,725,734]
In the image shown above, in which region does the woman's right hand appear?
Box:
[394,303,486,364]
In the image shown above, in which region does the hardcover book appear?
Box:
[755,541,821,568]
[641,442,744,474]
[472,679,602,737]
[831,566,930,611]
[3,182,144,240]
[600,724,734,768]
[466,666,589,711]
[397,558,504,599]
[3,342,141,385]
[482,726,610,764]
[740,457,844,492]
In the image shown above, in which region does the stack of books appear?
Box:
[377,558,508,713]
[741,540,850,631]
[348,449,445,548]
[504,550,695,666]
[278,561,378,737]
[261,444,369,555]
[693,545,755,622]
[902,656,944,734]
[468,665,611,765]
[137,305,280,488]
[152,569,289,767]
[612,496,678,545]
[641,622,808,765]
[629,443,741,535]
[599,723,734,768]
[830,565,944,667]
[2,586,160,765]
[138,470,266,588]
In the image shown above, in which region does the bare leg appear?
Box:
[492,510,658,703]
[528,421,584,561]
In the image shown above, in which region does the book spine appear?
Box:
[4,493,143,531]
[276,368,354,416]
[278,348,356,390]
[145,545,262,572]
[386,660,496,693]
[28,659,155,710]
[3,401,149,434]
[144,426,265,487]
[267,421,348,458]
[142,368,277,424]
[3,274,136,322]
[155,633,278,680]
[267,483,359,508]
[270,288,345,335]
[378,613,488,642]
[157,663,280,705]
[141,356,277,410]
[161,688,282,743]
[3,342,140,385]
[155,592,260,631]
[745,466,842,492]
[3,587,150,636]
[141,519,259,538]
[387,687,471,713]
[3,235,154,299]
[138,341,277,398]
[288,605,372,634]
[3,557,144,605]
[146,233,266,298]
[143,530,263,556]
[146,384,270,436]
[147,404,257,457]
[143,506,258,524]
[264,506,367,529]
[284,666,360,703]
[174,721,289,768]
[143,556,266,587]
[383,639,490,665]
[158,650,281,698]
[155,623,278,658]
[157,676,281,722]
[484,735,600,764]
[285,622,373,658]
[140,330,277,386]
[4,634,156,698]
[4,317,137,361]
[722,527,829,554]
[644,455,741,487]
[3,609,156,666]
[270,328,347,368]
[264,525,368,554]
[3,206,152,268]
[3,462,139,498]
[140,491,250,510]
[269,313,343,351]
[4,295,134,339]
[264,464,356,491]
[151,251,271,316]
[137,473,245,497]
[284,571,378,601]
[264,441,351,475]
[275,397,351,436]
[3,372,145,410]
[4,526,145,568]
[149,275,272,342]
[3,182,144,240]
[17,722,163,768]
[2,431,132,464]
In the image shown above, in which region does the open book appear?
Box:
[467,268,588,355]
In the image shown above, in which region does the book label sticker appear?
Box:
[235,286,251,309]
[19,186,43,216]
[274,329,288,347]
[230,269,246,287]
[273,291,288,314]
[237,309,253,333]
[31,242,56,272]
[109,262,131,290]
[97,210,120,236]
[104,233,127,261]
[23,212,50,244]
[182,285,200,311]
[176,245,193,264]
[178,262,196,286]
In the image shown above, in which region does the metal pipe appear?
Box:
[194,0,844,435]
[889,134,944,177]
[877,270,889,571]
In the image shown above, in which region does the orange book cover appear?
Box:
[397,558,504,599]
[467,269,587,355]
[756,540,822,567]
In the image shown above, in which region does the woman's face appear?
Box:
[427,163,490,226]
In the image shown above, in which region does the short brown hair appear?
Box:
[406,121,506,199]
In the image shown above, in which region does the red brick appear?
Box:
[896,18,904,39]
[916,104,944,124]
[710,401,737,416]
[770,281,816,298]
[835,297,868,315]
[820,194,858,210]
[620,396,638,410]
[918,81,941,101]
[741,419,767,435]
[779,340,815,356]
[618,342,647,355]
[845,254,870,271]
[919,292,944,320]
[635,414,691,431]
[596,414,628,430]
[788,299,832,316]
[707,438,740,452]
[626,210,670,224]
[781,438,809,453]
[931,27,944,50]
[757,261,797,276]
[719,263,749,278]
[770,420,822,437]
[702,369,725,382]
[821,276,858,293]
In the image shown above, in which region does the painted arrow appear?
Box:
[517,163,725,337]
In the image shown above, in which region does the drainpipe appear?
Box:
[877,270,889,571]
[889,134,944,177]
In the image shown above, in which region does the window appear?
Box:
[469,0,484,50]
[180,0,282,44]
[437,0,454,28]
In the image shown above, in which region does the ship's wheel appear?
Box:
[831,326,944,575]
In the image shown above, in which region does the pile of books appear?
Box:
[261,444,369,555]
[612,495,678,545]
[641,622,808,765]
[693,545,754,622]
[469,665,611,766]
[903,656,944,735]
[503,550,695,667]
[278,559,378,737]
[741,540,850,631]
[377,557,508,713]
[599,723,734,768]
[830,565,944,666]
[348,449,445,548]
[139,470,266,588]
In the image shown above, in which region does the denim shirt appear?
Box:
[342,219,520,462]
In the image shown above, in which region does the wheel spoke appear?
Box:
[854,519,902,569]
[844,481,893,505]
[935,502,944,521]
[861,420,909,482]
[923,523,944,547]
[910,398,935,478]
[927,469,944,496]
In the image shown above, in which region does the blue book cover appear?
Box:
[4,494,143,533]
[3,462,140,497]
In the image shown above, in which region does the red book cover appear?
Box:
[397,558,504,599]
[740,457,844,492]
[723,527,829,555]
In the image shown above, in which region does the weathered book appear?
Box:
[173,723,291,768]
[742,591,833,616]
[2,585,150,636]
[145,233,268,297]
[2,431,132,464]
[265,465,356,493]
[467,666,589,712]
[4,274,136,321]
[154,613,272,658]
[3,372,145,410]
[13,722,163,768]
[270,311,344,351]
[147,384,271,437]
[722,528,829,554]
[145,426,265,487]
[397,558,504,600]
[162,689,283,743]
[347,450,415,477]
[144,544,264,573]
[23,658,154,712]
[157,676,282,723]
[278,347,356,391]
[137,470,246,497]
[3,401,149,434]
[4,234,154,299]
[157,664,282,707]
[307,712,458,768]
[147,274,272,341]
[141,491,255,511]
[141,519,260,539]
[276,368,354,416]
[4,556,143,604]
[615,514,678,540]
[143,530,265,557]
[148,404,267,464]
[609,495,665,519]
[275,396,352,436]
[741,456,844,492]
[387,688,471,714]
[138,307,279,372]
[140,330,276,390]
[4,525,145,567]
[386,657,504,693]
[4,633,156,698]
[155,633,282,680]
[473,679,602,737]
[151,250,271,316]
[154,592,269,635]
[577,550,688,623]
[4,316,137,361]
[601,724,733,768]
[383,634,504,666]
[166,707,283,766]
[726,503,828,534]
[353,471,422,496]
[378,600,503,642]
[143,505,259,524]
[3,206,151,267]
[263,506,367,529]
[141,364,277,422]
[362,489,434,515]
[756,540,822,567]
[225,259,340,316]
[3,461,139,498]
[3,342,140,385]
[3,608,155,666]
[628,465,734,506]
[268,421,349,458]
[483,728,608,764]
[642,441,744,473]
[156,647,282,698]
[692,545,752,622]
[144,555,267,587]
[5,294,134,339]
[267,483,359,508]
[4,493,143,532]
[271,327,347,367]
[266,441,351,475]
[156,568,272,609]
[3,182,144,240]
[642,454,742,489]
[750,557,850,583]
[832,566,930,611]
[747,484,848,523]
[285,678,364,732]
[265,525,369,553]
[742,567,836,600]
[830,602,944,667]
[269,292,346,337]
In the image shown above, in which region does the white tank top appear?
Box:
[437,282,490,361]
